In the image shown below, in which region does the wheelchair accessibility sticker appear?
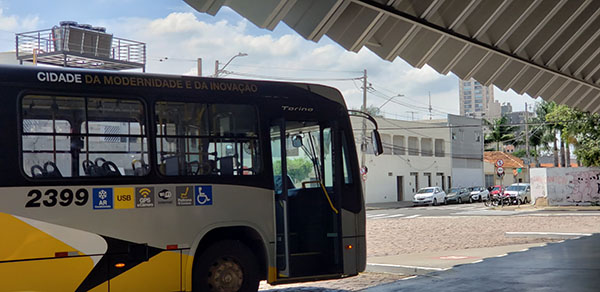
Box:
[195,186,212,206]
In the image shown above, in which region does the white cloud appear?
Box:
[0,8,39,31]
[74,10,534,120]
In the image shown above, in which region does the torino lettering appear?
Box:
[37,72,83,84]
[281,105,314,112]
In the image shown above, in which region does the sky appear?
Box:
[0,0,538,120]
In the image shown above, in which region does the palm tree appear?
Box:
[535,101,559,166]
[484,116,519,151]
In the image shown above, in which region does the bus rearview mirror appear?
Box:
[372,130,383,156]
[292,135,303,148]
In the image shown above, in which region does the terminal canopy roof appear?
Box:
[186,0,600,113]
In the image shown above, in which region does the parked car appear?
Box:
[445,187,471,204]
[489,185,504,196]
[413,187,447,206]
[469,186,490,202]
[504,183,531,204]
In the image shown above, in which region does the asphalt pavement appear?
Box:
[365,233,600,292]
[363,201,600,291]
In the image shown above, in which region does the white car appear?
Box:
[504,183,531,204]
[469,186,490,203]
[413,187,447,206]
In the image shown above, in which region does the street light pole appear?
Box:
[214,52,248,77]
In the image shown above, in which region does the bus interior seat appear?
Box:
[43,161,63,177]
[273,175,295,195]
[132,161,150,176]
[219,156,235,175]
[102,161,121,176]
[30,162,63,178]
[31,165,46,178]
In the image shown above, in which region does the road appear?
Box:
[366,202,600,218]
[260,204,600,291]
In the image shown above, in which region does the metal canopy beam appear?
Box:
[187,0,600,113]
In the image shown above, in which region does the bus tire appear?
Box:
[193,240,259,292]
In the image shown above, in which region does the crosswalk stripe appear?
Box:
[371,214,406,219]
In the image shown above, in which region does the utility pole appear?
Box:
[428,91,432,120]
[525,102,530,182]
[406,111,417,120]
[360,69,368,195]
[197,58,202,76]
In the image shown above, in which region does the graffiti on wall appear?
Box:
[546,168,600,205]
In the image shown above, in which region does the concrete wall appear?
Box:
[530,167,600,205]
[449,114,484,188]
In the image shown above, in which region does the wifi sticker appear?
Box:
[135,187,155,208]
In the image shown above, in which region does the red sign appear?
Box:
[497,167,504,176]
[496,159,504,167]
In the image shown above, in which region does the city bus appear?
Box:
[0,65,382,291]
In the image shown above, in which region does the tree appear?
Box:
[484,116,519,151]
[272,158,314,184]
[546,105,600,167]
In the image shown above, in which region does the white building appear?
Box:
[0,52,21,65]
[353,114,483,204]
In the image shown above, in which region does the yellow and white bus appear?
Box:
[0,65,381,291]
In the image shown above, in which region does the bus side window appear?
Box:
[155,101,260,176]
[342,133,353,184]
[21,95,149,178]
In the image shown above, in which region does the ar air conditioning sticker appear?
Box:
[195,186,212,206]
[135,187,155,208]
[93,188,113,210]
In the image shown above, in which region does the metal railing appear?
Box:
[16,27,146,65]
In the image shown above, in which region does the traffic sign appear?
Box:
[496,159,504,167]
[497,167,504,175]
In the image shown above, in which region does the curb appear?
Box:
[505,232,592,239]
[366,263,447,275]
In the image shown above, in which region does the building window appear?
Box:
[435,139,445,157]
[393,135,405,155]
[381,134,392,155]
[408,136,419,156]
[421,138,433,157]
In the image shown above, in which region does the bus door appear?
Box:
[270,120,342,281]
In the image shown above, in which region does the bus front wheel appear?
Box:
[193,240,259,292]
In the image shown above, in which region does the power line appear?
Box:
[226,71,361,82]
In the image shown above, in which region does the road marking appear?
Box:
[520,213,600,216]
[367,214,389,218]
[505,231,592,239]
[386,214,406,218]
[371,214,406,219]
[404,215,421,219]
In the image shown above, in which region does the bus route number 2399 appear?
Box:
[25,188,89,208]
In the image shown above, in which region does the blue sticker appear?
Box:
[93,188,113,210]
[195,186,212,206]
